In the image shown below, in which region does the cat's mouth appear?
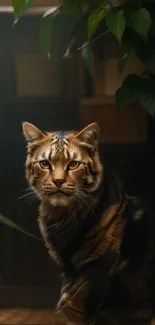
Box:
[44,189,72,197]
[54,190,71,196]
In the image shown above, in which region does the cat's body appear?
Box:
[23,122,155,325]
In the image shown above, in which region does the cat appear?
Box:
[22,121,155,325]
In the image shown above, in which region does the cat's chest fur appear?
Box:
[39,195,124,274]
[38,190,152,280]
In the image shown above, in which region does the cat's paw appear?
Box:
[45,310,85,325]
[46,310,68,325]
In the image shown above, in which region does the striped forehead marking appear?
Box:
[37,131,82,162]
[38,145,51,161]
[50,131,70,159]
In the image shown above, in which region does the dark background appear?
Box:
[0,11,154,308]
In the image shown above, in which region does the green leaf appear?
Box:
[12,0,35,23]
[118,38,135,75]
[60,0,84,15]
[138,78,155,118]
[40,11,76,57]
[64,37,75,58]
[115,73,141,110]
[81,44,96,79]
[0,214,42,241]
[136,42,155,74]
[116,73,155,117]
[100,0,109,6]
[40,9,58,56]
[115,80,139,111]
[116,86,133,111]
[40,15,53,57]
[106,9,126,43]
[127,9,151,40]
[43,8,58,19]
[61,0,108,14]
[149,12,155,40]
[88,7,108,40]
[118,52,129,75]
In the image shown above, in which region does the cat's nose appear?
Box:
[52,178,66,188]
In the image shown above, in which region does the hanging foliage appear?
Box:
[12,0,155,117]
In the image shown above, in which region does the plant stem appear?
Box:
[77,30,109,50]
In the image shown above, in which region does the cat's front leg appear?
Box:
[43,278,90,325]
[45,310,68,325]
[55,277,90,325]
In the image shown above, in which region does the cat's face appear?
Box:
[22,122,103,207]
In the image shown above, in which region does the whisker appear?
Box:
[74,189,97,217]
[81,192,98,203]
[48,209,77,233]
[76,185,98,196]
[74,192,89,212]
[18,191,37,203]
[75,188,98,205]
[72,193,83,212]
[20,187,32,193]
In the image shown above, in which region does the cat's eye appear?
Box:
[39,160,51,169]
[68,161,80,170]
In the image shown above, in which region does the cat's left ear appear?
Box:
[75,122,100,149]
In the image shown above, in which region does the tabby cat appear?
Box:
[22,122,155,325]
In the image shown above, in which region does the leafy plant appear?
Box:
[12,0,155,117]
[0,214,42,241]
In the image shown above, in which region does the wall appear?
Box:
[80,34,149,143]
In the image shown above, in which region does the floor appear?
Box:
[0,309,154,325]
[0,309,54,325]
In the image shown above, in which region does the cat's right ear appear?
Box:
[22,122,45,143]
